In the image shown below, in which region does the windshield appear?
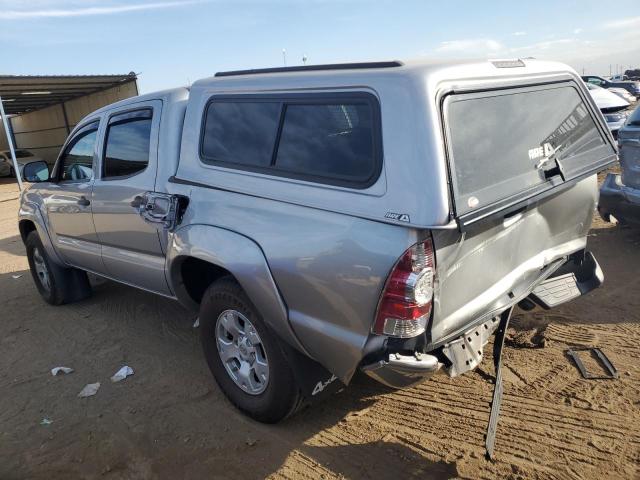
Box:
[446,83,615,216]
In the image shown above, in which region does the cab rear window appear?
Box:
[445,83,615,216]
[200,93,382,188]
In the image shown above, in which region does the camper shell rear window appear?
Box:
[444,82,616,219]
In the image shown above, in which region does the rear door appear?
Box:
[91,100,171,295]
[430,81,616,343]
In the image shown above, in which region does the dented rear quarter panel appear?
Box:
[176,184,419,383]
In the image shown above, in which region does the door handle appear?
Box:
[77,196,90,207]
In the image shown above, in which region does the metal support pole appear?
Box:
[61,102,71,135]
[0,95,23,191]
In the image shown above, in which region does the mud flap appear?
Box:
[485,307,512,460]
[278,339,344,410]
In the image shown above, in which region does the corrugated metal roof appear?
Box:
[0,73,137,115]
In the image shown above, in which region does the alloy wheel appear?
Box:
[215,309,269,395]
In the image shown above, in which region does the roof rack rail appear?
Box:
[215,61,403,77]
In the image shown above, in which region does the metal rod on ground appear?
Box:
[484,306,513,460]
[0,95,23,191]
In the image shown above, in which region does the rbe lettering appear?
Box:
[385,212,410,222]
[528,143,556,161]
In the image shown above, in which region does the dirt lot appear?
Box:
[0,176,639,480]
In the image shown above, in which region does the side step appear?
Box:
[530,272,581,307]
[530,251,603,309]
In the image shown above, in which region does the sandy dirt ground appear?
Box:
[0,176,639,480]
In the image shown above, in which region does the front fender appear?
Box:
[18,200,66,267]
[167,224,310,356]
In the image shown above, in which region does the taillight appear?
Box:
[373,238,435,338]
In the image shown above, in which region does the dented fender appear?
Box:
[166,224,310,356]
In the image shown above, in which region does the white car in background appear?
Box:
[585,83,630,137]
[609,87,637,104]
[0,150,44,178]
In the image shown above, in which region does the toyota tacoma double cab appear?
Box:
[18,59,615,423]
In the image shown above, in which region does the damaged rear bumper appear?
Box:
[361,351,442,389]
[360,250,603,388]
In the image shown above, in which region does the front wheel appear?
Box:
[199,277,301,423]
[25,231,92,305]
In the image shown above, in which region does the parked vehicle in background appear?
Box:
[624,69,640,81]
[582,75,640,99]
[585,83,629,137]
[610,74,629,81]
[17,59,615,423]
[608,87,637,104]
[0,150,44,178]
[599,104,640,226]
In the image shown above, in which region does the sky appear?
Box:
[1,0,639,93]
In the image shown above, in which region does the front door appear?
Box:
[44,121,104,273]
[90,100,171,295]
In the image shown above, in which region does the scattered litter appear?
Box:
[40,418,53,426]
[11,274,22,279]
[110,366,134,383]
[193,317,200,328]
[245,437,257,447]
[51,366,74,376]
[78,382,101,398]
[566,348,618,380]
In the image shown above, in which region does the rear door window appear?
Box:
[445,83,615,216]
[103,109,153,179]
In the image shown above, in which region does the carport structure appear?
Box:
[0,73,138,190]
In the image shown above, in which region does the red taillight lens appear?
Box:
[373,239,435,338]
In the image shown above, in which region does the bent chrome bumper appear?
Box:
[361,351,441,389]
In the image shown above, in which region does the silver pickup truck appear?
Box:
[18,59,615,423]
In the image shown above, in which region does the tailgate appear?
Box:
[429,81,616,345]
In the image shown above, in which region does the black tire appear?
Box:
[9,167,15,178]
[25,231,92,305]
[199,277,301,423]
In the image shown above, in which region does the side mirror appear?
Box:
[22,160,50,183]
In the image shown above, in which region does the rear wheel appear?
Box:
[25,231,92,305]
[199,277,301,423]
